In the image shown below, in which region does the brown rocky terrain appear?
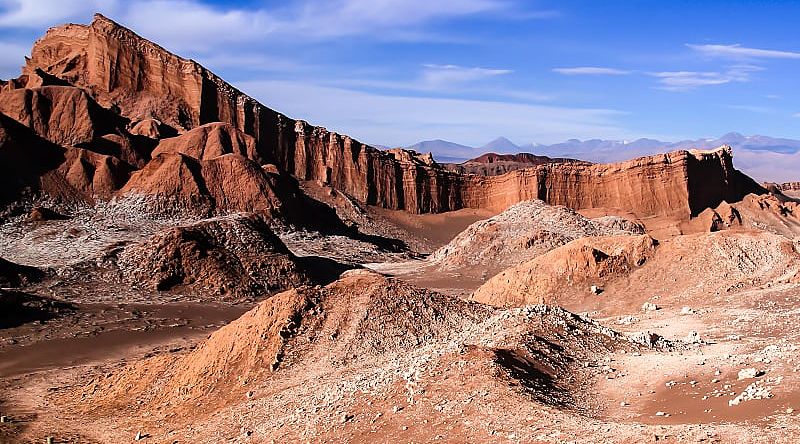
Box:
[473,230,800,311]
[428,200,644,276]
[3,12,800,444]
[444,152,588,176]
[117,213,309,301]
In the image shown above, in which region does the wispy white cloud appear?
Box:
[793,113,800,118]
[688,43,800,60]
[651,65,762,91]
[0,0,118,27]
[236,79,631,147]
[421,64,512,88]
[0,0,548,45]
[552,67,631,76]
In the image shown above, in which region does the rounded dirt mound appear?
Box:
[472,234,657,307]
[117,213,308,300]
[429,200,644,277]
[473,230,800,311]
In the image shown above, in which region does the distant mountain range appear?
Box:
[397,133,800,183]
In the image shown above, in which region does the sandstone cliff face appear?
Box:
[18,14,765,220]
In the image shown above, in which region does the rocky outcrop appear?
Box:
[21,15,765,219]
[118,153,285,216]
[117,213,308,300]
[0,85,153,167]
[444,152,587,176]
[151,122,257,160]
[0,111,131,207]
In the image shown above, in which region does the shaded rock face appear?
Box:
[0,85,154,168]
[0,257,45,288]
[0,290,75,329]
[429,200,644,275]
[20,14,765,219]
[118,153,285,216]
[0,112,131,207]
[117,213,308,300]
[152,122,258,160]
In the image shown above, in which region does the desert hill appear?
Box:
[428,200,644,276]
[472,230,800,313]
[117,213,309,300]
[70,270,651,441]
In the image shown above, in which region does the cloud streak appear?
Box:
[651,65,762,91]
[421,64,512,88]
[236,79,631,147]
[688,43,800,60]
[552,67,631,76]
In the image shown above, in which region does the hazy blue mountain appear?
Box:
[478,137,520,153]
[398,133,800,182]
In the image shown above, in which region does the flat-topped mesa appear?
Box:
[21,14,765,218]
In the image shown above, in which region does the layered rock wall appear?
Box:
[17,14,766,218]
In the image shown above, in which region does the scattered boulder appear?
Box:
[684,331,704,344]
[738,368,764,380]
[642,302,659,312]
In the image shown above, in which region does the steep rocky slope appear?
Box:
[151,122,258,160]
[428,200,644,275]
[0,111,131,209]
[15,14,764,220]
[0,84,153,168]
[118,153,286,216]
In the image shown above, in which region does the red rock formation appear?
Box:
[444,152,587,176]
[0,111,130,206]
[19,14,766,220]
[152,122,257,160]
[0,85,152,167]
[117,213,309,300]
[118,153,285,215]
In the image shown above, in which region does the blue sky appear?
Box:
[0,0,799,149]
